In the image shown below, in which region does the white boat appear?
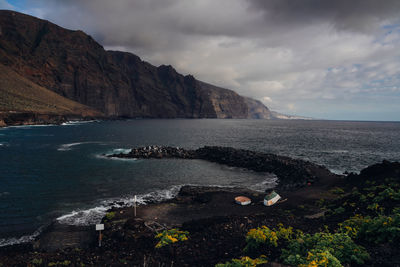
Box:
[235,196,251,205]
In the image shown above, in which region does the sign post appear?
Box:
[134,195,137,217]
[96,224,104,247]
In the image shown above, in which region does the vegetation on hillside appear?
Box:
[0,63,102,116]
[216,175,400,266]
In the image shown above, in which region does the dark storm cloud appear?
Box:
[30,0,257,50]
[16,0,400,120]
[250,0,400,33]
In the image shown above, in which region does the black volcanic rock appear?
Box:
[109,145,337,189]
[0,10,270,119]
[346,160,400,184]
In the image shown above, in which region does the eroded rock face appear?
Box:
[244,97,272,119]
[0,10,267,119]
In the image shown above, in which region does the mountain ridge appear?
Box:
[0,10,284,123]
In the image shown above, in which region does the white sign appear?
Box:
[96,224,104,231]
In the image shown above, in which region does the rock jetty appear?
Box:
[108,146,338,189]
[109,145,195,159]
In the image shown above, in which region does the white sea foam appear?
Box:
[95,154,138,162]
[57,141,103,151]
[0,225,46,247]
[55,178,278,227]
[2,180,276,246]
[56,206,109,226]
[61,120,99,126]
[57,142,87,151]
[56,185,183,226]
[111,148,131,154]
[248,176,279,192]
[7,124,57,129]
[95,148,135,161]
[330,169,350,175]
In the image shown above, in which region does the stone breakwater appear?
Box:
[118,146,196,159]
[108,146,338,189]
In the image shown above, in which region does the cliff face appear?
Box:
[244,97,272,119]
[0,62,102,126]
[197,82,248,119]
[0,10,270,119]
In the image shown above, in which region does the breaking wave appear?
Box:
[0,177,276,247]
[56,185,183,225]
[61,120,99,126]
[57,142,104,151]
[57,142,87,151]
[94,148,135,161]
[0,225,47,247]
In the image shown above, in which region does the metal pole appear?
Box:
[99,230,102,247]
[134,195,137,217]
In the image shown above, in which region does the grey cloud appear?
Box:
[249,0,400,33]
[18,0,400,120]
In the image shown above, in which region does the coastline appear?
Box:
[0,147,399,266]
[0,112,103,128]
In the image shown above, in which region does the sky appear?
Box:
[1,0,400,121]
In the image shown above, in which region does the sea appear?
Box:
[0,119,400,246]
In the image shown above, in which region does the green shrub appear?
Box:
[338,214,364,238]
[281,232,369,266]
[333,207,345,215]
[297,249,342,267]
[367,192,375,198]
[48,260,72,266]
[340,212,400,244]
[155,229,189,248]
[32,258,43,266]
[244,224,295,252]
[105,211,116,220]
[393,207,400,214]
[351,187,360,195]
[373,188,400,202]
[358,214,400,244]
[215,256,268,267]
[330,187,345,195]
[316,198,325,208]
[367,203,380,212]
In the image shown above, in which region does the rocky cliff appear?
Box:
[0,62,102,126]
[244,97,272,119]
[0,10,271,119]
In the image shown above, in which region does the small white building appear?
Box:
[264,191,281,206]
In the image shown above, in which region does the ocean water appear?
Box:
[0,119,399,245]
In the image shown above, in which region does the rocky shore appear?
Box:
[1,149,399,266]
[109,146,337,189]
[0,112,101,127]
